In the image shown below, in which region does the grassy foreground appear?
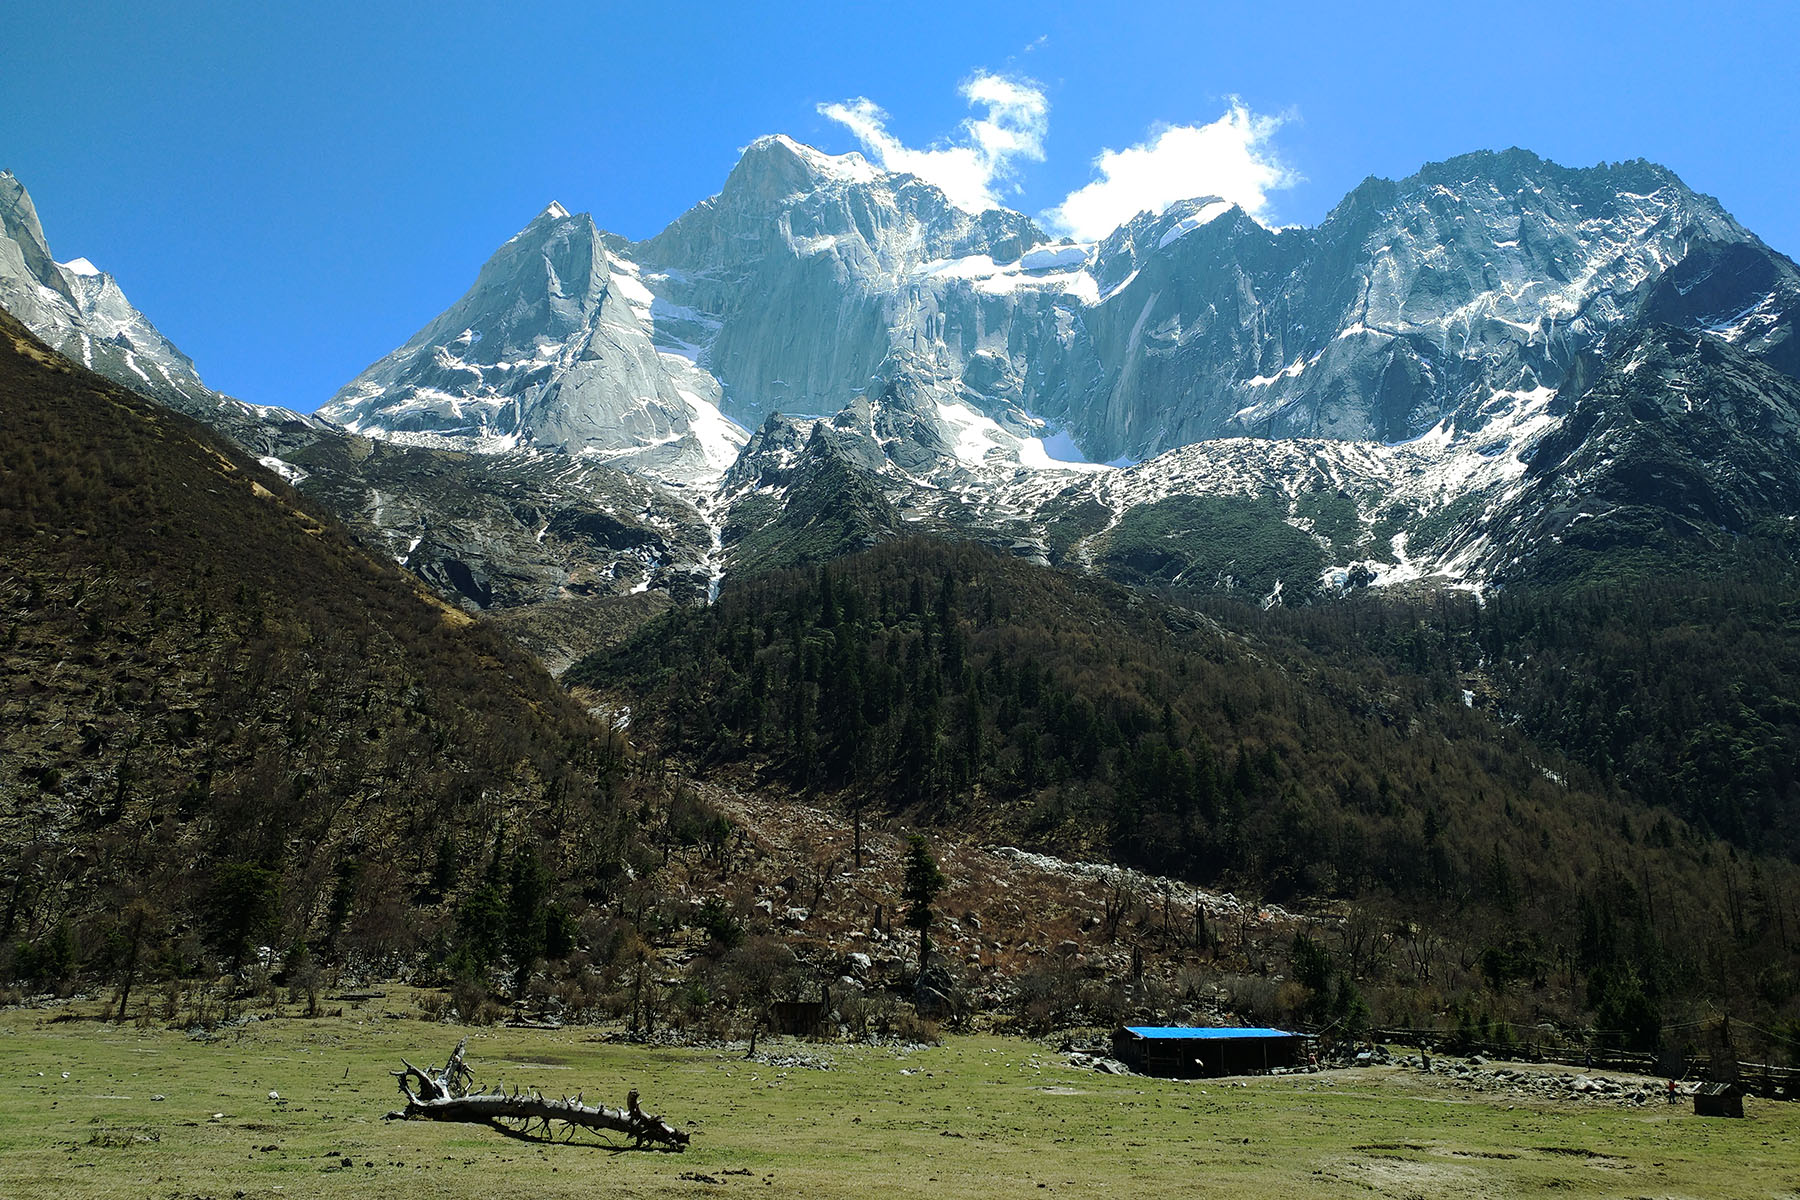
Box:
[3,996,1798,1199]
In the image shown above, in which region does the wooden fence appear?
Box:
[1365,1028,1800,1100]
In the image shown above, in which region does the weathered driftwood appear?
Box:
[386,1036,690,1150]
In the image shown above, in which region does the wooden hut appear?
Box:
[1693,1082,1745,1118]
[1111,1026,1305,1078]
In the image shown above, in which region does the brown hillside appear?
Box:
[0,308,631,972]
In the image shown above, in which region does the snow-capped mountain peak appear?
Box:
[15,139,1795,616]
[0,171,329,453]
[317,143,1800,587]
[319,200,748,484]
[2,170,205,402]
[737,134,883,190]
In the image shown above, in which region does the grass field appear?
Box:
[4,995,1798,1199]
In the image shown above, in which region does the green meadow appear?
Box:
[4,995,1797,1199]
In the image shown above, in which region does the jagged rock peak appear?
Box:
[730,134,883,193]
[1412,147,1681,193]
[0,169,214,404]
[1325,147,1740,238]
[0,168,69,302]
[320,190,747,482]
[499,200,598,253]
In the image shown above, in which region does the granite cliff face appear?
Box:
[636,136,1054,430]
[321,202,747,486]
[619,144,1778,464]
[1,170,206,408]
[1053,152,1754,452]
[326,137,1793,490]
[9,137,1800,624]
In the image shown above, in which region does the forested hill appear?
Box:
[575,537,1800,1037]
[0,310,638,977]
[1252,573,1800,862]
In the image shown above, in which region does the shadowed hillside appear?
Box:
[0,310,640,981]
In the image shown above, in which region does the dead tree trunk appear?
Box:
[386,1037,690,1150]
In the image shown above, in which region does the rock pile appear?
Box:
[744,1050,834,1071]
[1063,1051,1131,1075]
[1396,1056,1686,1107]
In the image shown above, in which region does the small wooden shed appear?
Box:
[1111,1026,1305,1078]
[1693,1082,1745,1118]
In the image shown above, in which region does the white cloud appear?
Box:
[818,72,1047,213]
[1045,102,1299,241]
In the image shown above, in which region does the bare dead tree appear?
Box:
[1102,883,1134,944]
[1336,909,1386,981]
[386,1037,690,1150]
[1398,920,1438,985]
[795,830,839,915]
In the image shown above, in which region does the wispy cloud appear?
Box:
[819,72,1048,213]
[1045,102,1300,240]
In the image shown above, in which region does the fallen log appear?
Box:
[385,1037,690,1150]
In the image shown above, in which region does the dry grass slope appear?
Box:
[0,308,631,979]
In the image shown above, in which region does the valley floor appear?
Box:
[2,997,1794,1199]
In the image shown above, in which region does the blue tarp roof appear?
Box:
[1120,1026,1299,1040]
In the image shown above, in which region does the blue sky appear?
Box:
[5,1,1796,412]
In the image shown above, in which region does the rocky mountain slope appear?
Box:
[0,175,719,654]
[1441,323,1800,583]
[0,170,331,452]
[321,203,748,486]
[331,139,1796,462]
[318,138,1800,602]
[721,317,1800,599]
[9,138,1800,637]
